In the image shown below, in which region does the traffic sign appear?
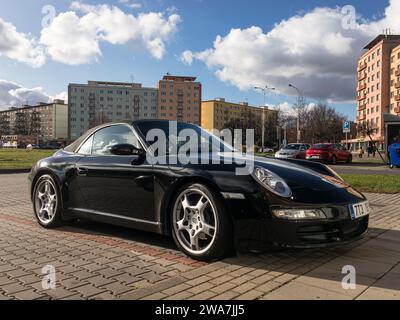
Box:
[343,121,351,133]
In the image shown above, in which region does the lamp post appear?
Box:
[254,85,275,151]
[288,83,302,143]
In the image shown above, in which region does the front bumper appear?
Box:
[234,205,369,252]
[275,154,297,159]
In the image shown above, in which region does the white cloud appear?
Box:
[182,0,400,102]
[0,18,45,68]
[40,1,181,65]
[0,79,65,110]
[268,102,316,118]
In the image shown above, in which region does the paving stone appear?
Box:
[1,282,29,294]
[12,289,44,300]
[73,284,107,298]
[100,282,136,295]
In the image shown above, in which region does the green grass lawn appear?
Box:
[341,174,400,194]
[0,149,54,169]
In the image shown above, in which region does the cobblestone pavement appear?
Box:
[0,173,399,300]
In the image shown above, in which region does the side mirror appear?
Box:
[110,144,145,157]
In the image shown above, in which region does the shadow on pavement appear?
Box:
[58,219,400,293]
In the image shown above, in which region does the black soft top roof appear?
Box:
[63,119,176,153]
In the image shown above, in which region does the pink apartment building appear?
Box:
[353,34,400,151]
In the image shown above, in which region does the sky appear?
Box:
[0,0,398,120]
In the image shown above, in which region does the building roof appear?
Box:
[0,100,66,114]
[202,99,278,112]
[162,75,197,82]
[364,34,400,49]
[86,81,143,88]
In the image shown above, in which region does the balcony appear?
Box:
[395,95,400,101]
[357,115,366,122]
[396,69,400,77]
[358,83,367,91]
[395,82,400,89]
[358,62,367,71]
[358,72,367,81]
[358,104,366,111]
[395,107,400,114]
[357,94,366,101]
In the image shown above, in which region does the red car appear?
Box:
[306,143,352,165]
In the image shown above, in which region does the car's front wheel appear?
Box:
[33,174,64,228]
[171,183,232,261]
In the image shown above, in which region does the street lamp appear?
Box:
[288,83,302,143]
[254,86,275,151]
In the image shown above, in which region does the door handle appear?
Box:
[77,167,88,176]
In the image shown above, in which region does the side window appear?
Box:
[92,125,141,156]
[77,135,94,155]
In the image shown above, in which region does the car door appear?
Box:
[335,144,345,162]
[75,124,155,222]
[299,144,307,159]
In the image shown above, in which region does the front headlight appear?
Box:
[272,209,327,220]
[252,167,292,198]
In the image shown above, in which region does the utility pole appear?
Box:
[288,84,303,143]
[254,85,275,151]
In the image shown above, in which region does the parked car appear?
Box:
[275,143,311,159]
[29,121,369,261]
[26,144,40,150]
[306,143,352,165]
[259,147,274,153]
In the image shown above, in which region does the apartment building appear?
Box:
[355,34,400,150]
[0,100,68,141]
[68,81,158,140]
[201,98,278,132]
[390,44,400,115]
[157,75,202,125]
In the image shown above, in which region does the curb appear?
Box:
[0,168,31,175]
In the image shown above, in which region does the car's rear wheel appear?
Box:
[171,183,232,261]
[33,174,64,228]
[347,154,353,164]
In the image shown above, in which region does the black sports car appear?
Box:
[29,120,370,261]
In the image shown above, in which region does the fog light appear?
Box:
[272,209,327,220]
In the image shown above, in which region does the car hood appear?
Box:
[166,152,348,192]
[217,153,349,192]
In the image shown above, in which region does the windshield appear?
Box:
[135,121,236,155]
[283,144,300,150]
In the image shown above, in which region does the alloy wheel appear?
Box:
[172,188,217,255]
[34,179,58,225]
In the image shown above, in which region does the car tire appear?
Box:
[346,155,353,164]
[331,156,337,165]
[33,174,64,228]
[170,183,233,261]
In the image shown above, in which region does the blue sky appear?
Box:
[0,0,395,119]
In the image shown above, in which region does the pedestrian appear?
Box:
[367,145,373,158]
[358,147,364,159]
[372,146,376,158]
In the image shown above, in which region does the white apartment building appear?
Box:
[68,81,158,140]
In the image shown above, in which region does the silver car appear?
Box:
[275,143,311,159]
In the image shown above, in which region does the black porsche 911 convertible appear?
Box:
[29,120,370,261]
